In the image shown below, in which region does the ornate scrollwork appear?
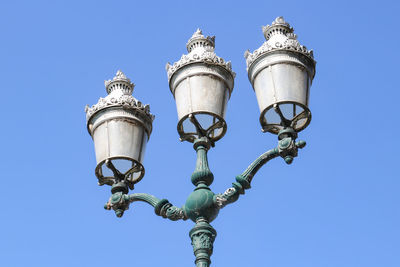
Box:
[166,206,186,221]
[158,202,187,221]
[105,191,131,217]
[190,219,217,266]
[191,232,214,251]
[214,187,237,209]
[85,94,154,121]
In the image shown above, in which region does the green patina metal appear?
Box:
[185,137,219,222]
[191,137,214,186]
[185,184,219,223]
[105,186,187,220]
[102,127,306,266]
[190,218,217,267]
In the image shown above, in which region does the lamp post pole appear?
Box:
[85,17,316,267]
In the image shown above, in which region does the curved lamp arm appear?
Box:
[104,191,187,221]
[214,133,306,209]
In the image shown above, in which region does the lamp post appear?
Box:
[85,17,316,266]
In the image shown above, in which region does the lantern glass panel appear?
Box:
[172,71,230,142]
[91,111,149,183]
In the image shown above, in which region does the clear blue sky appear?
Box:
[0,0,399,266]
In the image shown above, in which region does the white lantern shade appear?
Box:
[89,107,149,183]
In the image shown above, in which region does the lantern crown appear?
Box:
[104,70,135,95]
[244,16,315,72]
[186,28,216,52]
[85,70,154,125]
[262,16,293,40]
[166,29,235,82]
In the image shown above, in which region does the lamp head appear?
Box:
[166,29,235,144]
[245,17,316,134]
[85,70,154,189]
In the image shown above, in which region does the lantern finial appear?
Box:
[186,28,215,52]
[104,70,135,95]
[262,16,293,40]
[245,17,315,72]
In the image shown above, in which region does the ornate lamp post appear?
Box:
[85,17,316,266]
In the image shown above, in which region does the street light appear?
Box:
[85,16,316,267]
[85,70,154,197]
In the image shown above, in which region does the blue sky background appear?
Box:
[0,0,399,266]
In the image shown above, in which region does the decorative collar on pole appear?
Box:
[85,70,154,124]
[166,29,236,82]
[244,16,315,71]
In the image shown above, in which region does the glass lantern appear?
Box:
[85,70,154,189]
[166,29,235,143]
[245,17,316,134]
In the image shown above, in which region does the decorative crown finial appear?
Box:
[104,70,135,95]
[192,28,203,38]
[186,28,215,52]
[115,70,127,79]
[262,16,293,41]
[86,71,154,123]
[273,16,290,27]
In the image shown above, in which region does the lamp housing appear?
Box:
[166,29,235,143]
[245,17,316,134]
[85,70,154,189]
